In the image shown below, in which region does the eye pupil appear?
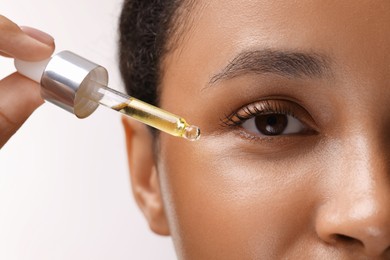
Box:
[266,116,277,126]
[255,114,288,135]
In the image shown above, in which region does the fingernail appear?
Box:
[20,26,54,46]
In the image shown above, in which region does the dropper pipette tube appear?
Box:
[87,83,201,141]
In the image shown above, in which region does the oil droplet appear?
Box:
[183,125,201,141]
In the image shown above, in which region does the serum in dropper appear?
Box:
[14,51,200,141]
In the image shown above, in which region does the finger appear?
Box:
[0,15,55,61]
[0,73,44,148]
[0,50,12,58]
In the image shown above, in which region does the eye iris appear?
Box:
[255,114,288,135]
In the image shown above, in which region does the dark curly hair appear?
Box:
[118,0,195,107]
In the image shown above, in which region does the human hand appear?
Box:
[0,15,55,148]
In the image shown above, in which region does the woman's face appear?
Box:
[124,0,390,258]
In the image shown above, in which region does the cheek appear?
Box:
[157,135,325,259]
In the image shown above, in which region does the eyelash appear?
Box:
[220,99,316,139]
[222,100,295,126]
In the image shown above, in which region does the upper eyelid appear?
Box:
[221,100,294,125]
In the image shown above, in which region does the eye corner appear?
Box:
[219,113,242,128]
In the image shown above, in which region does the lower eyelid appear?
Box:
[233,129,321,157]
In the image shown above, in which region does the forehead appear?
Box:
[178,0,389,59]
[181,0,390,44]
[160,0,390,109]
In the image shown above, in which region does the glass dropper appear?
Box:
[14,50,201,141]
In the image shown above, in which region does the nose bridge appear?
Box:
[344,132,389,187]
[343,133,390,230]
[316,132,390,256]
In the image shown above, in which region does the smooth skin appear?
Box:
[123,0,390,259]
[0,15,54,148]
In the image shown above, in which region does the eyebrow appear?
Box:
[208,49,332,85]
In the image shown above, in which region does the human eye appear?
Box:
[221,99,318,140]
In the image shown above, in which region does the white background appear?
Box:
[0,0,176,259]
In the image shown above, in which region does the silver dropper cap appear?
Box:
[15,51,108,118]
